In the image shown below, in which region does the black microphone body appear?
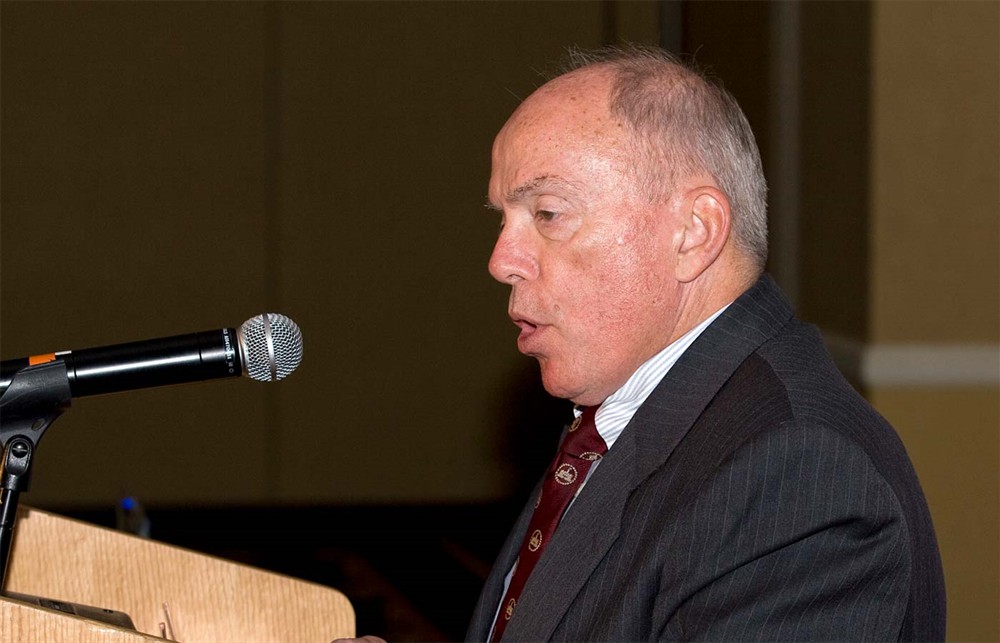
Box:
[0,328,243,399]
[1,312,302,400]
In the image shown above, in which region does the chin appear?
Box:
[538,363,584,402]
[539,365,615,407]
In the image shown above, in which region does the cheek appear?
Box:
[562,246,663,335]
[597,223,668,303]
[548,208,674,334]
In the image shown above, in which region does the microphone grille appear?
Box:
[239,313,303,382]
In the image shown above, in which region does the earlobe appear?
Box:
[675,188,731,282]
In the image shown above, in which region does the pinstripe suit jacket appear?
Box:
[467,276,945,642]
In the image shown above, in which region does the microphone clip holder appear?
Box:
[0,360,72,590]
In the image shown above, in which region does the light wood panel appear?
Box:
[5,506,354,642]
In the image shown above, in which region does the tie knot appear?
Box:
[562,405,607,458]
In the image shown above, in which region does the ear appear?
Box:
[675,187,732,283]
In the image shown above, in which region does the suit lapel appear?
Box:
[488,276,794,641]
[631,276,793,483]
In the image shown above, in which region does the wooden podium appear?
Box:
[0,506,355,642]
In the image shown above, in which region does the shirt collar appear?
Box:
[575,303,731,450]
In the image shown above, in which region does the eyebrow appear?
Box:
[485,174,582,211]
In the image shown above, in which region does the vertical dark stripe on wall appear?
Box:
[767,1,801,307]
[797,2,871,343]
[601,0,618,46]
[660,0,683,54]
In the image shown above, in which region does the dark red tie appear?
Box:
[490,406,607,641]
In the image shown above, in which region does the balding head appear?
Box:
[559,46,769,272]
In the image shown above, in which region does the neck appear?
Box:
[670,255,757,345]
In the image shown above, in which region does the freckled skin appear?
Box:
[488,69,689,406]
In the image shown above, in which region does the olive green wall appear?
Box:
[871,1,999,345]
[0,1,659,505]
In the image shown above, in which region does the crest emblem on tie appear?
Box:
[528,529,543,551]
[505,598,516,620]
[554,463,578,485]
[569,416,582,432]
[580,451,602,461]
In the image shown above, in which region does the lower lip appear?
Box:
[516,323,544,351]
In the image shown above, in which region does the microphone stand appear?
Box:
[0,361,71,590]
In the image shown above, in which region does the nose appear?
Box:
[488,222,538,284]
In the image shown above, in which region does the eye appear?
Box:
[533,205,581,241]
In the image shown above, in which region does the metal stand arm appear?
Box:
[0,361,72,589]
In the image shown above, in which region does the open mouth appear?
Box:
[514,319,538,333]
[513,319,544,353]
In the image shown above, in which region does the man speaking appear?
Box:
[466,45,945,642]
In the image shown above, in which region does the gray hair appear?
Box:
[561,45,769,270]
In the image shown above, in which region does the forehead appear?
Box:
[489,70,632,205]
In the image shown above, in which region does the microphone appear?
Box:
[0,313,302,399]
